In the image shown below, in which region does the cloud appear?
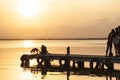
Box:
[95,17,120,23]
[95,18,109,22]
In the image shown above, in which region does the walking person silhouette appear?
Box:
[106,29,115,57]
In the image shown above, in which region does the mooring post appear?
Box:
[67,47,70,55]
[66,47,70,78]
[20,55,30,68]
[25,58,30,68]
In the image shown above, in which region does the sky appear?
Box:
[0,0,120,39]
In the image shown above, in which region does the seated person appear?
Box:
[41,45,48,54]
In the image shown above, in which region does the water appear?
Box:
[0,40,118,80]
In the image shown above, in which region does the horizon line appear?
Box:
[0,38,107,40]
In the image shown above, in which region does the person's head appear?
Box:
[115,27,119,33]
[117,25,120,31]
[118,25,120,29]
[111,29,115,35]
[111,29,115,32]
[41,45,45,48]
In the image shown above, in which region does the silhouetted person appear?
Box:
[117,26,120,56]
[41,45,48,54]
[106,29,115,57]
[41,45,51,67]
[113,27,119,56]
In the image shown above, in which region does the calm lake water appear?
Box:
[0,40,118,80]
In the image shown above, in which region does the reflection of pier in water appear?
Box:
[20,47,120,80]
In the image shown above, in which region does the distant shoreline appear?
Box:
[0,38,107,40]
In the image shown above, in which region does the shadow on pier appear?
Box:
[20,46,120,80]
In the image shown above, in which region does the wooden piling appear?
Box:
[66,47,70,78]
[25,59,30,68]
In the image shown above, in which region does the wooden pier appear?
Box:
[20,47,120,78]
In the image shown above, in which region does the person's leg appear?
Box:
[114,45,117,56]
[118,45,120,56]
[116,45,119,56]
[106,43,110,57]
[109,42,112,54]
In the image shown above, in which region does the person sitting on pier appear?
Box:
[41,45,48,54]
[40,45,52,68]
[106,29,115,57]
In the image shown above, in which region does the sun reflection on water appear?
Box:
[18,71,37,80]
[24,41,33,48]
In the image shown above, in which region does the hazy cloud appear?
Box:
[95,18,109,22]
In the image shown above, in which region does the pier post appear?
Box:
[20,55,30,68]
[67,47,70,55]
[66,47,70,78]
[25,58,30,68]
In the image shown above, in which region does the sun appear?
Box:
[18,0,41,17]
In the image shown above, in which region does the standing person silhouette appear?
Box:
[113,27,119,56]
[106,29,115,57]
[117,26,120,56]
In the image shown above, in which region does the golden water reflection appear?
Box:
[24,40,33,48]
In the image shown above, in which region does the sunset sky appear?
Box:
[0,0,120,39]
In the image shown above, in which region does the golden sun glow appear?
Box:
[18,0,41,17]
[24,41,33,48]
